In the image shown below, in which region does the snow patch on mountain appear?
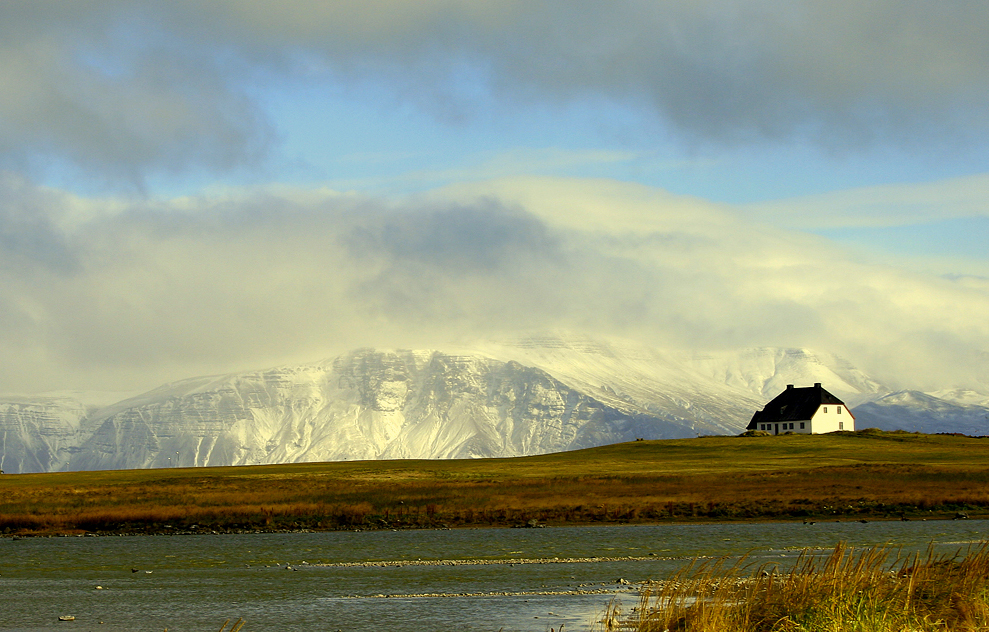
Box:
[673,347,887,406]
[68,349,696,472]
[1,336,986,473]
[0,394,90,473]
[852,390,989,436]
[470,333,762,434]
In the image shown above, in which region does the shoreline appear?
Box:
[3,511,984,539]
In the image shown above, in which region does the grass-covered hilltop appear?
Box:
[2,430,987,536]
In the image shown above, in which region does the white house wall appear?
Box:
[810,405,853,433]
[791,420,812,434]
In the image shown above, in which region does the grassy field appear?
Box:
[2,431,988,535]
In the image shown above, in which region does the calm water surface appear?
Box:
[1,520,986,632]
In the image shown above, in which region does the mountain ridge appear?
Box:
[1,338,985,473]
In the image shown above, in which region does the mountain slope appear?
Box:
[1,338,985,473]
[0,395,87,473]
[69,349,702,471]
[675,347,887,406]
[472,334,764,434]
[852,390,989,435]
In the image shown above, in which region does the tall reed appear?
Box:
[607,542,989,631]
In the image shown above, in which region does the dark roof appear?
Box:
[747,383,847,429]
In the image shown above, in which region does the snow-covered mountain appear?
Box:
[851,390,989,436]
[672,347,887,407]
[1,336,985,473]
[70,349,699,471]
[0,394,90,473]
[0,391,128,473]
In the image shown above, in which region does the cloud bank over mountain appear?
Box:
[1,174,986,395]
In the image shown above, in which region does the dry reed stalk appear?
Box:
[217,618,245,632]
[608,542,989,632]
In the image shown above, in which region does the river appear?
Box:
[1,520,986,632]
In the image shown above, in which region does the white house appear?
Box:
[747,383,854,435]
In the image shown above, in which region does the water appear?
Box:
[1,520,986,632]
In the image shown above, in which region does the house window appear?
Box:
[837,407,842,414]
[839,422,844,430]
[799,422,805,429]
[823,406,827,413]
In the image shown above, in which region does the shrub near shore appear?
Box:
[1,432,987,536]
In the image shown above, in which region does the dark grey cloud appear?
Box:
[336,198,568,334]
[0,174,79,273]
[1,1,987,183]
[194,0,989,146]
[345,199,556,271]
[0,2,272,186]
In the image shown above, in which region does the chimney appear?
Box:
[814,383,821,388]
[786,384,793,390]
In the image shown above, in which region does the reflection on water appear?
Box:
[0,520,986,632]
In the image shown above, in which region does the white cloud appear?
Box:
[743,173,989,230]
[739,173,989,278]
[0,174,986,394]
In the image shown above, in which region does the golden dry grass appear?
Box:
[1,431,987,535]
[607,541,989,631]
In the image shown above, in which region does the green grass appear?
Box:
[2,431,988,535]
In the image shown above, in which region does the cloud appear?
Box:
[1,1,987,182]
[739,173,989,278]
[0,174,81,274]
[141,0,989,147]
[0,2,272,185]
[0,174,986,394]
[744,173,989,230]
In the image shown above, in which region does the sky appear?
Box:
[1,1,988,395]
